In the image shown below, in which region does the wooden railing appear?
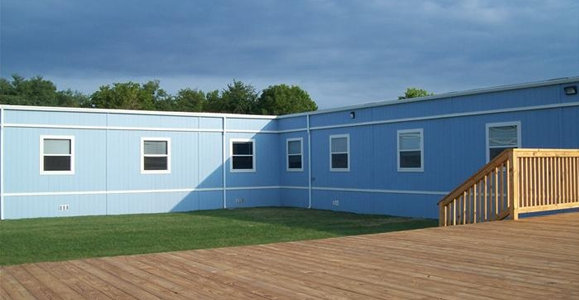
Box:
[439,149,579,226]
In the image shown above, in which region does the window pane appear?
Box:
[331,153,348,169]
[288,140,301,155]
[489,126,517,147]
[44,139,71,155]
[399,132,421,150]
[288,155,302,169]
[331,137,348,153]
[44,156,71,171]
[233,156,253,169]
[233,142,253,155]
[144,141,167,155]
[400,151,421,168]
[489,148,508,161]
[144,157,168,170]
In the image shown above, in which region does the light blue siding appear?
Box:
[1,78,578,219]
[4,109,106,127]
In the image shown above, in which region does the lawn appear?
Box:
[0,207,437,266]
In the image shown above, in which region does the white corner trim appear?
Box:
[141,137,171,174]
[0,107,4,220]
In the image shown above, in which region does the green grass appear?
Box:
[0,207,437,266]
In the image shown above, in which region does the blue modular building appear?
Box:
[1,77,578,220]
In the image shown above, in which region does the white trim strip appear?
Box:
[281,186,310,190]
[277,76,579,119]
[227,129,278,134]
[311,186,449,196]
[3,185,448,197]
[3,123,224,133]
[3,187,223,197]
[3,101,579,134]
[226,186,281,191]
[222,116,227,209]
[308,102,579,131]
[0,104,277,119]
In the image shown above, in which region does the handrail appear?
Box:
[439,149,579,226]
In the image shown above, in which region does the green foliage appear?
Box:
[0,207,437,265]
[175,88,206,112]
[89,80,173,110]
[1,75,318,115]
[256,84,318,115]
[211,80,258,114]
[398,87,434,100]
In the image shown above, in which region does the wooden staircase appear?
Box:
[438,149,579,226]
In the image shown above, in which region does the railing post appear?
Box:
[510,150,519,220]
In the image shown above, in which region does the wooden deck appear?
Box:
[1,213,578,300]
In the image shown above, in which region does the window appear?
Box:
[287,138,303,171]
[40,136,74,174]
[486,122,520,161]
[141,138,171,174]
[231,139,255,172]
[330,134,349,171]
[397,129,423,172]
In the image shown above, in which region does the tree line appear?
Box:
[0,75,318,115]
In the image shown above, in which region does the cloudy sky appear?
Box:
[1,0,578,109]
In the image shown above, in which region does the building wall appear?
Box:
[0,109,280,219]
[0,78,578,219]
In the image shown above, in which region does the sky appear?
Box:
[1,0,578,109]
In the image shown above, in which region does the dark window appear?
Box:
[143,140,169,172]
[287,139,303,170]
[398,130,423,170]
[232,141,255,171]
[330,136,349,170]
[488,124,518,161]
[42,138,73,172]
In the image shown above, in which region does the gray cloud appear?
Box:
[1,0,578,108]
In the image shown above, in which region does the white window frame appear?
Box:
[286,137,304,172]
[397,128,424,172]
[329,134,350,172]
[40,135,75,175]
[486,121,521,162]
[230,138,256,173]
[141,137,171,174]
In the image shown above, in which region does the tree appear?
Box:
[398,87,434,100]
[0,75,59,106]
[175,88,206,112]
[205,80,258,114]
[255,84,318,115]
[89,80,171,110]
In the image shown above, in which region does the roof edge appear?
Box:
[277,76,579,119]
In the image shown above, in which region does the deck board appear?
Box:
[1,212,578,300]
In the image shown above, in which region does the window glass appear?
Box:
[142,139,170,173]
[44,139,71,155]
[330,135,349,171]
[488,124,519,161]
[42,137,73,173]
[287,139,303,170]
[144,141,167,155]
[331,137,348,153]
[232,141,255,171]
[288,140,301,155]
[398,130,423,171]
